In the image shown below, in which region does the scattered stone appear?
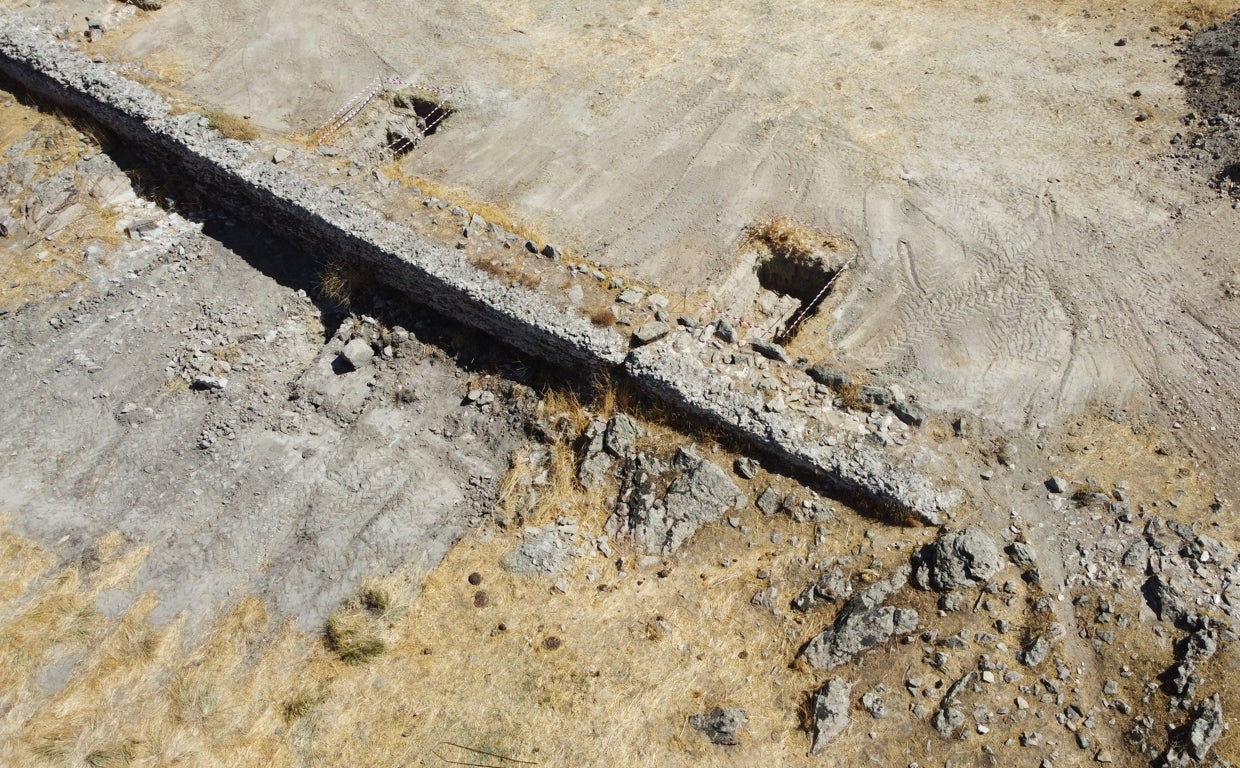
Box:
[501,530,572,575]
[616,287,645,304]
[608,447,742,553]
[750,338,791,363]
[690,707,748,746]
[1021,635,1051,667]
[912,526,1003,592]
[807,364,854,389]
[810,678,852,754]
[792,566,852,612]
[733,457,759,480]
[632,321,670,346]
[801,568,918,669]
[1187,694,1224,760]
[892,400,928,427]
[1046,477,1069,494]
[271,147,292,164]
[190,374,227,391]
[566,284,584,304]
[859,385,893,407]
[934,706,966,738]
[603,414,645,459]
[756,486,781,516]
[339,338,375,370]
[713,319,738,343]
[1007,541,1036,568]
[541,244,562,260]
[861,691,888,719]
[1142,574,1189,627]
[577,420,613,487]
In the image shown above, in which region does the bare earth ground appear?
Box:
[78,0,1240,468]
[0,1,1238,768]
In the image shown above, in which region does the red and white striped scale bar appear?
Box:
[316,78,458,145]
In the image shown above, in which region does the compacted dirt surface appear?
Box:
[73,0,1240,454]
[0,2,1238,768]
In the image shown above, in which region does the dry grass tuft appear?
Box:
[204,110,259,142]
[588,304,618,327]
[315,259,371,307]
[325,612,386,665]
[745,215,850,263]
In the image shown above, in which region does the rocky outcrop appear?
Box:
[606,447,743,554]
[801,567,918,669]
[911,526,1003,592]
[810,678,852,754]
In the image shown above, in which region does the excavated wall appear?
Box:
[0,14,955,523]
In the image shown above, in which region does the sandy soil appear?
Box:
[35,0,1224,479]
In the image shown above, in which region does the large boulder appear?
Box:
[911,526,1002,592]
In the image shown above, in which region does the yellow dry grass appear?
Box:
[380,163,546,246]
[204,110,260,142]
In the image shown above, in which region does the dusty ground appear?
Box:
[0,3,1238,768]
[34,0,1233,469]
[0,93,531,633]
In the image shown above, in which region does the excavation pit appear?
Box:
[756,252,839,342]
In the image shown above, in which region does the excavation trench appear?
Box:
[0,14,952,525]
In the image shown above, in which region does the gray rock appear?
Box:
[577,419,613,487]
[713,319,738,343]
[756,486,781,515]
[750,338,790,363]
[190,374,227,391]
[807,364,854,389]
[616,287,645,304]
[632,321,670,346]
[566,284,584,304]
[859,385,893,407]
[791,566,851,612]
[1143,574,1189,627]
[1046,476,1069,494]
[502,530,572,575]
[609,448,741,553]
[912,527,1003,592]
[801,568,917,669]
[861,691,887,719]
[892,400,927,427]
[810,678,852,754]
[933,706,966,737]
[733,457,759,480]
[690,707,747,746]
[1187,694,1223,760]
[603,414,645,459]
[339,337,375,370]
[1020,635,1051,667]
[1007,541,1037,567]
[541,244,562,260]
